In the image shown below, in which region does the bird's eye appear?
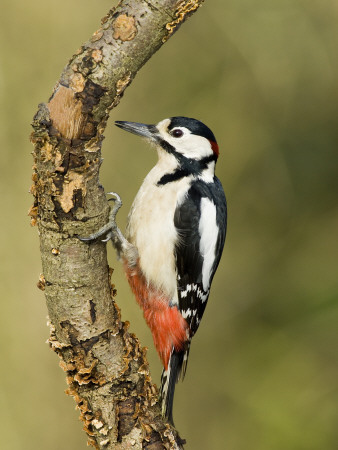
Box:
[171,128,184,138]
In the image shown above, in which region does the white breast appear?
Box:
[126,151,191,301]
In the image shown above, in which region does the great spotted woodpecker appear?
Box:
[80,117,227,424]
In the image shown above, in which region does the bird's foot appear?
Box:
[78,192,124,247]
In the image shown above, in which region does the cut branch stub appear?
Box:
[31,0,204,448]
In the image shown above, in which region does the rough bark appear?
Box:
[30,0,203,448]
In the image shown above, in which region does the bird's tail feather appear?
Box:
[160,343,190,425]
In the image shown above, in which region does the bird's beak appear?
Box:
[115,121,157,139]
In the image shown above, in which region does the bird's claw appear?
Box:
[107,192,122,222]
[78,192,122,243]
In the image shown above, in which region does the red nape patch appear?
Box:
[209,140,219,157]
[123,258,188,369]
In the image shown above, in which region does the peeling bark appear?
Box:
[30,0,204,448]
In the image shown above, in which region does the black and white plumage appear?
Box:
[175,177,227,335]
[112,117,227,424]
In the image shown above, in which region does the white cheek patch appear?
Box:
[155,120,212,159]
[176,134,212,159]
[198,197,218,291]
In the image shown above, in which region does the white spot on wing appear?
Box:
[182,308,192,319]
[199,197,218,291]
[197,286,209,303]
[180,283,198,299]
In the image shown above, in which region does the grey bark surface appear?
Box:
[30,0,203,448]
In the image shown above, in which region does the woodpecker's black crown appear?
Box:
[168,117,217,144]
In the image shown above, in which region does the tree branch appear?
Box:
[30,0,203,448]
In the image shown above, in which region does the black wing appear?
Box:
[174,177,227,337]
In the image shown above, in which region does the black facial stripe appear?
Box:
[200,153,217,164]
[157,153,216,186]
[157,169,190,185]
[157,137,216,164]
[157,137,177,155]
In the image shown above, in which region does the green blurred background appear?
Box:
[1,0,337,448]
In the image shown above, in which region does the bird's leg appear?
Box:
[78,192,130,259]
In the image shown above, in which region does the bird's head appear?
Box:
[115,117,219,163]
